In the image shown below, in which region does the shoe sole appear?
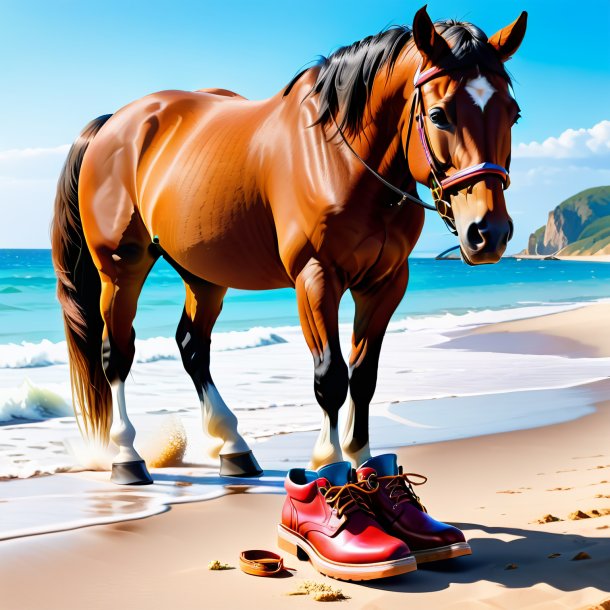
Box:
[412,542,472,564]
[277,524,417,581]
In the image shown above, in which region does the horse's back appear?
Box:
[195,87,246,100]
[78,88,292,289]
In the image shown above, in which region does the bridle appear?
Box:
[333,63,511,236]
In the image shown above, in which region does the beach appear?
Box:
[1,298,609,609]
[2,0,609,606]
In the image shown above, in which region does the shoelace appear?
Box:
[320,481,378,518]
[378,473,428,513]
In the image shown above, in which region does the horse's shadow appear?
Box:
[364,522,610,594]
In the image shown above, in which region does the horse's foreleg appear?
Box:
[176,279,262,477]
[342,265,409,467]
[296,260,348,469]
[99,246,156,485]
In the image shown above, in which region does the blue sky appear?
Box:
[1,0,609,252]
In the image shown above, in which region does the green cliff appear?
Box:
[523,186,610,256]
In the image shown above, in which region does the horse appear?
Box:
[51,7,527,484]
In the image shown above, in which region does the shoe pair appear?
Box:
[278,454,471,581]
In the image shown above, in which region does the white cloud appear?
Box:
[0,144,70,162]
[513,120,610,159]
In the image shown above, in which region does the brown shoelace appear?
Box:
[320,481,379,518]
[378,473,428,512]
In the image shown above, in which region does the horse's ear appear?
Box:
[488,12,528,61]
[412,5,451,66]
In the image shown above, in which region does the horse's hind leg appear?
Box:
[97,239,157,485]
[176,278,262,477]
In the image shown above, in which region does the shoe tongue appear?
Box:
[360,454,398,476]
[317,461,352,486]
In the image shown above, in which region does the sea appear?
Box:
[2,248,610,346]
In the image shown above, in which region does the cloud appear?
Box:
[513,120,610,159]
[0,144,70,162]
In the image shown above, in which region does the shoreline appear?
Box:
[1,379,605,542]
[2,300,610,481]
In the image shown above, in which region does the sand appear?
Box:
[1,304,609,609]
[444,303,610,358]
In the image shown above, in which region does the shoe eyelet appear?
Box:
[366,473,379,491]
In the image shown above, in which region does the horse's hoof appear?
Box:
[111,460,154,485]
[220,451,263,477]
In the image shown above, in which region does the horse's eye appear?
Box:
[429,107,451,129]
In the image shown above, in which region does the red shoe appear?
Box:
[278,461,416,580]
[356,454,471,564]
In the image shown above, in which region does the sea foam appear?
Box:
[0,327,288,369]
[0,380,72,423]
[0,301,593,369]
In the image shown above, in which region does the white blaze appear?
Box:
[465,75,496,110]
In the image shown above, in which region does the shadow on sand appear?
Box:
[362,522,610,594]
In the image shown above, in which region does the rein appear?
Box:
[333,64,510,235]
[332,109,436,212]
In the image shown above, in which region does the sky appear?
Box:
[1,0,609,253]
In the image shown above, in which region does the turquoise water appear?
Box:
[1,249,610,344]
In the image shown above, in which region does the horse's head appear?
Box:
[405,8,527,265]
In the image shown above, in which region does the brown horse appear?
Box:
[51,7,527,484]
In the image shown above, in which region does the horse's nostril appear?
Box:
[466,222,485,248]
[507,220,514,242]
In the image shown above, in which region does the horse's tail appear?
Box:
[51,114,113,443]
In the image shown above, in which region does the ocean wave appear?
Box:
[0,380,72,423]
[0,338,67,367]
[0,327,289,369]
[0,301,601,369]
[386,302,588,333]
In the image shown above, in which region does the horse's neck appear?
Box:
[345,64,418,193]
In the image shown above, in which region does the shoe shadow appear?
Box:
[361,522,610,593]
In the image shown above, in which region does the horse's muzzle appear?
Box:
[461,216,513,265]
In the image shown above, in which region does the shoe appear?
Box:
[278,461,416,580]
[356,454,472,563]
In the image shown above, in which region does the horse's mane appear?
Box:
[284,20,511,136]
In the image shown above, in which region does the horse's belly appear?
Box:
[151,195,292,290]
[175,239,292,290]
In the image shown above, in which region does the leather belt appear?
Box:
[239,550,286,577]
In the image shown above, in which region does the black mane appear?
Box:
[284,20,510,135]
